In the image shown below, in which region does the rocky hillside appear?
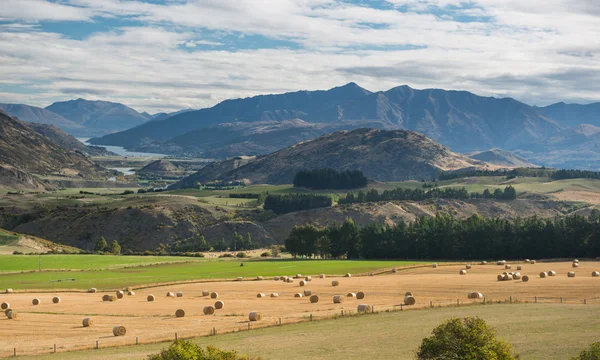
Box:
[467,149,537,168]
[138,160,179,173]
[172,128,486,187]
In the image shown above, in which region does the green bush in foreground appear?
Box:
[416,317,517,360]
[572,342,600,360]
[147,340,258,360]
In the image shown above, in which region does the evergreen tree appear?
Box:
[95,237,108,252]
[213,238,228,252]
[109,240,121,255]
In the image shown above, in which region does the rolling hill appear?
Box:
[467,149,537,168]
[171,128,487,187]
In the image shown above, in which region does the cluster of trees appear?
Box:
[94,237,121,254]
[551,169,600,180]
[148,341,253,360]
[229,193,260,199]
[286,210,600,260]
[438,167,554,181]
[171,235,210,252]
[339,186,517,204]
[293,169,368,190]
[264,194,333,214]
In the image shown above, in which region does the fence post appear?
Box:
[54,344,56,353]
[136,337,139,345]
[584,299,587,305]
[279,317,282,326]
[457,299,459,306]
[510,296,512,304]
[96,340,99,350]
[483,297,486,304]
[534,296,537,304]
[175,333,178,341]
[430,300,433,308]
[248,323,250,331]
[14,348,16,357]
[560,297,563,304]
[310,314,313,321]
[400,304,403,311]
[213,327,216,336]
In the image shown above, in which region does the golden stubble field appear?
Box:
[1,261,599,357]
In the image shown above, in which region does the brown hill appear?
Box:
[466,149,538,168]
[137,160,179,174]
[172,128,487,187]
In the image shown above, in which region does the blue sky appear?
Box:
[0,0,599,112]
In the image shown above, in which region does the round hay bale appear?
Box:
[294,293,303,298]
[237,277,243,281]
[568,271,576,278]
[5,289,13,294]
[467,292,483,299]
[303,290,312,296]
[210,292,219,299]
[202,290,210,296]
[513,273,521,280]
[480,261,488,265]
[52,297,61,304]
[166,292,175,298]
[274,276,280,281]
[286,278,294,283]
[405,292,413,296]
[32,298,40,306]
[573,263,580,268]
[497,274,505,281]
[82,318,94,327]
[256,276,263,281]
[300,280,306,286]
[295,274,302,279]
[466,264,472,269]
[333,295,344,304]
[176,292,183,298]
[1,302,10,310]
[203,306,215,315]
[319,274,325,279]
[539,272,547,278]
[331,280,339,286]
[522,275,529,282]
[175,309,185,318]
[281,276,288,281]
[525,258,530,262]
[305,276,312,281]
[505,264,511,269]
[392,267,397,273]
[257,293,266,298]
[214,301,224,309]
[345,273,352,277]
[116,291,124,299]
[368,272,374,276]
[432,263,438,268]
[548,270,556,276]
[530,260,536,264]
[112,326,126,337]
[459,270,467,275]
[4,308,12,316]
[147,295,155,302]
[592,271,600,277]
[357,291,365,300]
[497,261,503,265]
[505,274,513,280]
[249,311,262,321]
[347,292,356,298]
[310,295,319,303]
[127,291,135,296]
[102,294,110,302]
[357,304,372,313]
[404,296,416,306]
[517,265,522,270]
[6,310,17,320]
[270,293,279,298]
[88,288,97,293]
[573,259,579,263]
[107,295,117,302]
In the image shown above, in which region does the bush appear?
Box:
[236,252,248,258]
[12,250,23,255]
[572,342,600,360]
[147,340,257,360]
[260,251,271,257]
[219,253,234,258]
[193,253,205,258]
[417,317,517,360]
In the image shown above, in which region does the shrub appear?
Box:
[260,251,271,257]
[416,317,517,360]
[572,342,600,360]
[236,252,248,258]
[147,340,257,360]
[12,250,23,255]
[219,253,234,258]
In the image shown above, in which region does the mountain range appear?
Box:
[87,83,600,169]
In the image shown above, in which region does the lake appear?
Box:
[77,138,168,158]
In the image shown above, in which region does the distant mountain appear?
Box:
[46,98,149,136]
[538,102,600,128]
[0,103,85,134]
[171,128,487,188]
[150,109,195,122]
[467,149,537,168]
[26,123,115,157]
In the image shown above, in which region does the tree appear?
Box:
[572,342,600,360]
[230,232,244,251]
[270,245,280,257]
[147,340,254,360]
[416,317,517,360]
[213,238,228,252]
[109,240,121,255]
[95,237,108,252]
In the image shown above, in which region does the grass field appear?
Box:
[16,303,600,360]
[0,258,427,290]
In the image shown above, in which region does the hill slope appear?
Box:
[0,103,85,134]
[467,149,537,167]
[172,128,486,187]
[26,123,115,156]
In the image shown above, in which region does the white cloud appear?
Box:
[0,0,93,22]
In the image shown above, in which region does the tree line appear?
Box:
[438,168,554,181]
[293,169,368,190]
[264,194,333,214]
[551,169,600,180]
[339,186,517,204]
[285,211,600,260]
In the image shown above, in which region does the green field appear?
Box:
[0,257,427,290]
[18,303,600,360]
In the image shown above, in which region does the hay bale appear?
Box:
[505,264,511,269]
[305,276,312,281]
[294,293,303,298]
[6,310,17,320]
[32,298,40,305]
[522,275,529,282]
[5,288,13,294]
[345,273,352,277]
[286,278,294,283]
[392,268,397,273]
[333,295,344,303]
[300,280,307,286]
[256,276,263,281]
[88,288,97,293]
[202,290,210,296]
[176,292,183,298]
[310,295,319,303]
[459,270,467,275]
[127,291,135,296]
[539,272,547,278]
[347,292,357,298]
[480,261,488,265]
[568,271,576,278]
[237,277,243,281]
[525,259,530,262]
[203,306,215,315]
[331,280,340,287]
[303,290,312,296]
[368,272,374,276]
[282,276,288,281]
[249,311,262,321]
[210,292,219,299]
[573,263,580,268]
[166,292,175,298]
[102,294,110,302]
[2,302,10,310]
[405,292,413,296]
[592,271,600,277]
[517,265,522,270]
[82,318,94,327]
[295,274,302,279]
[257,293,266,298]
[530,260,536,264]
[112,326,126,336]
[214,301,224,309]
[513,273,521,280]
[52,297,61,304]
[466,264,472,269]
[432,263,438,268]
[548,270,556,276]
[573,259,579,263]
[357,292,365,300]
[357,304,372,313]
[319,274,325,278]
[175,309,185,318]
[496,261,503,265]
[497,274,504,281]
[107,295,117,302]
[274,276,280,281]
[467,292,483,299]
[270,293,279,298]
[116,291,124,299]
[4,308,12,316]
[505,274,513,281]
[404,295,416,306]
[147,295,155,302]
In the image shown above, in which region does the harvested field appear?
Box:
[1,261,599,357]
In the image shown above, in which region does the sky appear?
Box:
[0,0,599,113]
